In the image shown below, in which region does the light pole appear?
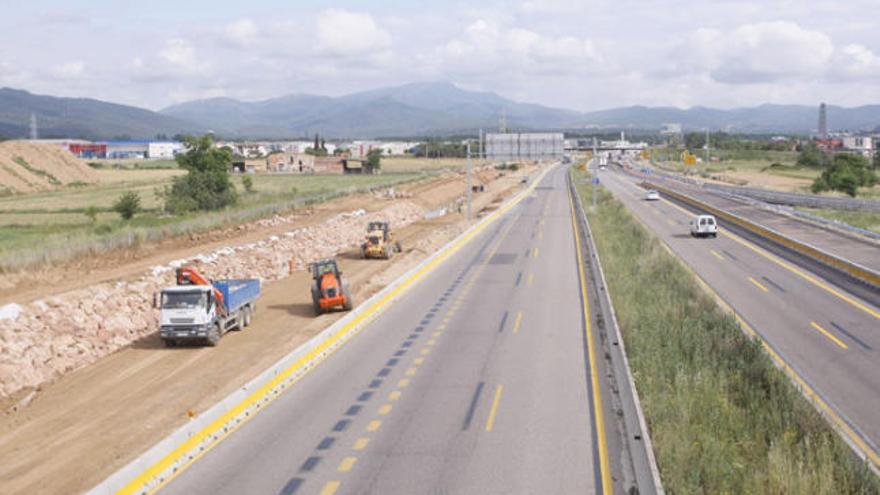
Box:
[466,141,473,221]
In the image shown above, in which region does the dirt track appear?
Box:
[0,166,531,495]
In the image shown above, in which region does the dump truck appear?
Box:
[311,259,353,314]
[157,267,260,347]
[361,221,402,259]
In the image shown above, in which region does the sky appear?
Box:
[1,0,879,112]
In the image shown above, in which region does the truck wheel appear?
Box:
[395,241,402,253]
[384,246,392,259]
[361,246,367,258]
[206,324,221,347]
[234,311,245,331]
[163,339,177,348]
[243,306,252,327]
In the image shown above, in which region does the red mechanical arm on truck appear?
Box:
[176,267,225,312]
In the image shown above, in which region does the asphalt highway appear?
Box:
[599,167,880,468]
[160,165,612,495]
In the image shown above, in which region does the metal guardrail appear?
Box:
[704,183,880,212]
[568,170,663,495]
[643,181,880,289]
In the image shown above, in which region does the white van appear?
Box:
[690,215,718,238]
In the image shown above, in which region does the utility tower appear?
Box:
[818,102,828,139]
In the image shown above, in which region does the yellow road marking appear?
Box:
[538,231,544,240]
[413,357,425,365]
[658,196,880,321]
[666,219,676,227]
[353,437,370,451]
[527,272,534,286]
[811,321,849,350]
[366,420,382,432]
[320,481,340,495]
[337,457,357,473]
[378,404,393,416]
[512,311,523,334]
[432,330,443,337]
[748,276,769,293]
[420,348,432,355]
[427,339,436,346]
[397,379,410,388]
[388,390,401,401]
[485,384,503,432]
[532,247,539,258]
[569,183,614,495]
[710,249,725,261]
[405,367,418,377]
[437,323,447,330]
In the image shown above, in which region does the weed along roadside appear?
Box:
[571,168,879,494]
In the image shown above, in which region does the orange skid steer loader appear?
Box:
[310,258,353,315]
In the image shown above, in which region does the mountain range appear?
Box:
[2,82,879,140]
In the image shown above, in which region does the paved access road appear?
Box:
[161,164,611,495]
[600,167,880,468]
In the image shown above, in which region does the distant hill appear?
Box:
[0,88,203,140]
[3,83,880,139]
[580,104,880,133]
[160,81,584,138]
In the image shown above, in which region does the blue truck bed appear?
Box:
[214,279,261,312]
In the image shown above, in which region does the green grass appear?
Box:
[572,168,879,494]
[0,172,427,271]
[799,207,880,235]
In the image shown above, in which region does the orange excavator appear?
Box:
[176,267,225,314]
[310,259,353,315]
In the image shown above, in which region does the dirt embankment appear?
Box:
[0,141,98,193]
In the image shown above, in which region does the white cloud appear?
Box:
[224,19,259,48]
[832,44,880,80]
[160,38,201,68]
[315,9,391,57]
[437,20,605,78]
[51,61,86,79]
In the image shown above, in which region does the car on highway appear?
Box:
[645,189,660,201]
[690,214,718,238]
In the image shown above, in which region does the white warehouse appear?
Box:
[486,133,564,161]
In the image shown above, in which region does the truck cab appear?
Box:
[158,269,260,347]
[690,214,718,238]
[159,285,217,344]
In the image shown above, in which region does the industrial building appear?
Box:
[485,133,564,161]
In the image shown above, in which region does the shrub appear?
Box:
[84,205,99,223]
[242,174,254,193]
[112,191,141,220]
[811,153,877,197]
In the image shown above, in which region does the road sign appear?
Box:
[592,177,600,185]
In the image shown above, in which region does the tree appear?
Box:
[367,148,382,172]
[113,191,141,220]
[160,134,237,214]
[797,141,826,168]
[873,149,880,170]
[811,153,877,197]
